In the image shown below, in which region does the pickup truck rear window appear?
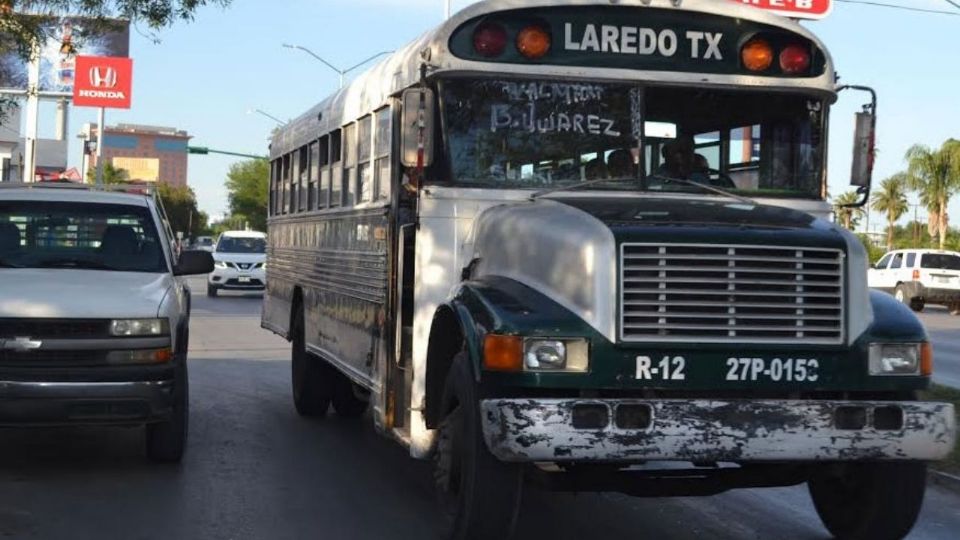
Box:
[0,201,166,273]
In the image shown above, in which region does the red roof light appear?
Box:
[779,45,811,74]
[473,23,507,58]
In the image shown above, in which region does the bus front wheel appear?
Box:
[290,308,332,417]
[808,462,926,540]
[434,353,522,540]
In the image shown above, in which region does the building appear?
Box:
[0,104,73,182]
[82,123,191,186]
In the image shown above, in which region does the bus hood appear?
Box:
[467,196,871,344]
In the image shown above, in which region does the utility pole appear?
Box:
[445,0,451,19]
[21,42,40,182]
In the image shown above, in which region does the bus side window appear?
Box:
[358,115,373,203]
[343,123,357,207]
[308,142,318,211]
[330,129,342,207]
[374,106,391,200]
[282,153,291,215]
[269,159,277,216]
[318,135,331,209]
[297,146,309,213]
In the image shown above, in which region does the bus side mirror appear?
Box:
[850,110,875,187]
[400,88,435,168]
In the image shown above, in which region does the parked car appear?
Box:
[867,248,960,314]
[0,182,213,462]
[191,236,215,252]
[207,230,266,297]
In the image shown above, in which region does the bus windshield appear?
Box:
[440,79,825,199]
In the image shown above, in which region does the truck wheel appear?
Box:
[291,307,332,417]
[894,284,907,304]
[331,372,369,418]
[434,353,522,540]
[808,462,926,540]
[950,302,960,316]
[206,284,218,297]
[146,363,188,463]
[909,298,925,312]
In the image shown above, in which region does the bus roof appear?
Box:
[271,0,835,158]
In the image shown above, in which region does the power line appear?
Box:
[946,0,960,11]
[835,0,960,15]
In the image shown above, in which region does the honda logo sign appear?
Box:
[73,56,133,109]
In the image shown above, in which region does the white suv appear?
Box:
[207,230,266,297]
[0,183,213,462]
[867,248,960,314]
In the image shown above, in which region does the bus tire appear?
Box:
[435,353,522,540]
[808,462,926,540]
[331,373,368,418]
[291,307,332,417]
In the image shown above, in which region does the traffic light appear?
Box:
[187,146,209,155]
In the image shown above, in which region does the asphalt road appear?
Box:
[1,275,959,539]
[917,306,960,389]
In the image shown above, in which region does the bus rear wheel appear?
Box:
[808,462,926,540]
[434,353,522,540]
[290,308,332,417]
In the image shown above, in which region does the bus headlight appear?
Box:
[524,338,588,372]
[869,343,931,376]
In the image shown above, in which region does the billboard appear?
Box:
[730,0,833,20]
[112,157,159,182]
[0,17,130,92]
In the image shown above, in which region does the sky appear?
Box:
[26,0,960,229]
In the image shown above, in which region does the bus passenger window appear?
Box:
[318,135,330,209]
[308,141,319,211]
[374,107,391,200]
[269,160,278,216]
[330,130,342,207]
[358,115,373,203]
[343,123,357,206]
[282,153,291,214]
[297,147,309,212]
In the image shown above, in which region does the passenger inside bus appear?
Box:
[656,136,696,179]
[606,149,635,178]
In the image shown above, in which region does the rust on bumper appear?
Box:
[480,399,956,463]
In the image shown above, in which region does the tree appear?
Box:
[157,182,205,240]
[1,1,231,120]
[904,139,960,250]
[85,161,128,184]
[225,159,268,232]
[833,191,865,230]
[870,174,910,251]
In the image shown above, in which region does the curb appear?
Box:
[928,469,960,495]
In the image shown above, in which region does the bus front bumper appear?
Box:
[480,398,956,463]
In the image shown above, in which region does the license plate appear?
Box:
[936,276,952,284]
[238,277,251,283]
[724,357,820,382]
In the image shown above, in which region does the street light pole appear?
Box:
[247,108,284,125]
[282,44,392,89]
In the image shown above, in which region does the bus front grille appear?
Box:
[619,243,844,344]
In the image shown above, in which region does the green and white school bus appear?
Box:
[263,1,956,537]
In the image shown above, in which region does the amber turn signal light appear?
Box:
[741,38,774,72]
[921,342,933,376]
[516,25,551,59]
[483,334,523,371]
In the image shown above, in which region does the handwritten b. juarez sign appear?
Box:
[731,0,833,20]
[72,55,133,109]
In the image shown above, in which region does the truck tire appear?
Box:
[808,462,926,540]
[146,363,188,463]
[291,307,332,417]
[206,284,218,297]
[331,372,369,418]
[910,298,925,312]
[435,353,522,540]
[950,302,960,316]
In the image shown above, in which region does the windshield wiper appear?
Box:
[530,175,638,199]
[648,174,756,205]
[36,259,118,270]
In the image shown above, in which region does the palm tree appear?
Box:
[871,174,910,251]
[904,139,960,250]
[833,191,865,230]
